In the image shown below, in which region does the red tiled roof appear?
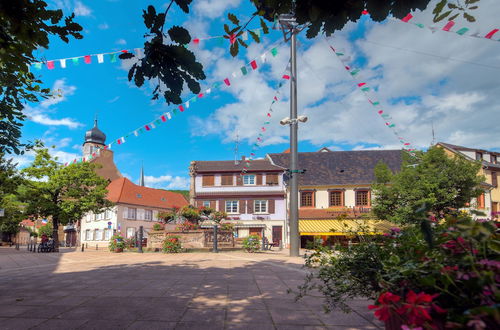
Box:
[193,159,284,173]
[106,177,188,209]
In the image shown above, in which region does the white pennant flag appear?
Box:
[242,31,248,41]
[150,123,156,129]
[166,112,172,119]
[206,88,211,94]
[133,130,138,137]
[185,101,190,108]
[121,137,126,143]
[97,54,104,63]
[232,71,238,78]
[260,53,267,63]
[60,59,66,68]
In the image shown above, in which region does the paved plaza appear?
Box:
[0,247,381,329]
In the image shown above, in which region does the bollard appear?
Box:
[27,243,31,252]
[279,240,283,251]
[16,243,19,250]
[81,244,84,252]
[138,226,143,253]
[33,243,36,253]
[96,244,98,250]
[213,225,218,253]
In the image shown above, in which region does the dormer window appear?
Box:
[476,152,483,161]
[136,193,142,198]
[161,197,166,201]
[491,155,497,164]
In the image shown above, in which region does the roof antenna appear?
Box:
[234,133,240,165]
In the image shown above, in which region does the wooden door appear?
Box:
[272,226,282,244]
[249,228,262,238]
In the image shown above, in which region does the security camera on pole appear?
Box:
[279,13,307,257]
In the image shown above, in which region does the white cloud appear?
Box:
[107,96,120,103]
[193,0,242,19]
[144,174,190,190]
[115,38,127,45]
[74,1,92,16]
[40,78,77,108]
[189,0,500,153]
[98,23,109,30]
[26,112,83,129]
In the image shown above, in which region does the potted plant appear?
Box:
[162,235,182,253]
[152,222,164,231]
[242,235,260,252]
[296,213,500,329]
[108,234,125,252]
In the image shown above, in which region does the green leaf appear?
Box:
[249,30,260,43]
[168,26,191,44]
[260,17,269,34]
[488,239,500,253]
[230,41,239,57]
[433,0,448,15]
[173,0,191,13]
[228,13,239,25]
[434,10,452,22]
[463,12,476,22]
[447,3,458,9]
[224,24,230,34]
[238,38,248,48]
[143,5,156,29]
[448,13,460,21]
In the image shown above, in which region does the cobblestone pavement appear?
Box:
[0,247,382,329]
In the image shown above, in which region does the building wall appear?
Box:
[235,220,285,242]
[297,185,372,208]
[194,173,284,193]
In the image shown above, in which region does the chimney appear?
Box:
[242,155,246,161]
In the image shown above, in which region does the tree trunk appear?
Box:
[52,217,59,252]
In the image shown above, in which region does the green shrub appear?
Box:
[108,234,125,251]
[152,223,164,231]
[243,235,260,252]
[163,235,182,253]
[219,222,234,231]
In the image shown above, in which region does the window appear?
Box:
[254,200,268,213]
[493,172,498,187]
[300,191,314,207]
[85,229,93,241]
[105,210,112,219]
[225,200,239,213]
[221,174,233,186]
[329,191,343,207]
[243,175,255,185]
[355,190,370,206]
[478,193,485,209]
[492,155,497,164]
[202,175,215,186]
[203,201,210,207]
[476,152,483,161]
[127,227,135,238]
[95,229,102,241]
[86,213,91,223]
[127,208,137,220]
[95,212,105,221]
[104,229,112,240]
[145,209,153,221]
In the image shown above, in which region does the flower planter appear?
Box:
[114,247,123,253]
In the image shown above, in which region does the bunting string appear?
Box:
[240,61,292,174]
[325,39,416,153]
[64,42,284,166]
[31,28,266,70]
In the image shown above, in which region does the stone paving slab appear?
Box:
[0,247,382,329]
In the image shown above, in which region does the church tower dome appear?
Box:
[84,119,106,146]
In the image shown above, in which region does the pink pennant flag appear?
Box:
[378,110,383,114]
[230,34,236,44]
[161,115,167,122]
[121,50,128,53]
[46,61,55,69]
[385,122,390,126]
[250,153,255,156]
[257,137,262,142]
[267,113,271,117]
[224,78,230,86]
[198,93,203,98]
[484,29,499,39]
[404,143,411,146]
[92,152,96,157]
[282,74,290,80]
[357,82,366,87]
[179,105,184,112]
[261,127,266,132]
[84,55,91,64]
[193,38,200,45]
[64,162,68,166]
[117,139,122,145]
[274,96,278,101]
[442,21,455,31]
[401,13,413,23]
[145,125,151,131]
[250,60,257,70]
[361,10,369,15]
[345,66,350,71]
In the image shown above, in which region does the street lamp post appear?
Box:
[279,13,305,257]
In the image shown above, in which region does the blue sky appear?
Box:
[14,0,500,189]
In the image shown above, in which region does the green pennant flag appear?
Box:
[335,52,344,56]
[278,82,283,88]
[456,27,469,35]
[34,62,42,70]
[213,82,222,89]
[173,109,178,115]
[271,48,278,56]
[350,69,360,76]
[388,124,395,128]
[72,58,79,65]
[218,36,224,46]
[138,128,144,134]
[155,119,162,125]
[110,53,117,63]
[191,96,197,103]
[241,66,248,75]
[372,101,380,106]
[415,23,425,28]
[361,87,370,92]
[264,121,270,124]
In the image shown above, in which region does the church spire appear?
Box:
[139,164,145,187]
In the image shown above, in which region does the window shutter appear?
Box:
[221,174,233,186]
[153,210,158,221]
[210,200,216,209]
[266,173,278,185]
[268,199,275,214]
[196,200,203,208]
[247,199,254,214]
[236,175,243,186]
[122,207,128,219]
[492,172,498,187]
[202,175,214,186]
[137,209,145,220]
[312,192,316,207]
[239,200,246,214]
[218,200,225,212]
[256,174,263,185]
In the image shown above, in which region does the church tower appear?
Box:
[82,118,122,182]
[83,118,106,159]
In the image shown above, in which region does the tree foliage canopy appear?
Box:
[20,146,112,246]
[372,147,485,224]
[0,0,82,154]
[0,152,25,234]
